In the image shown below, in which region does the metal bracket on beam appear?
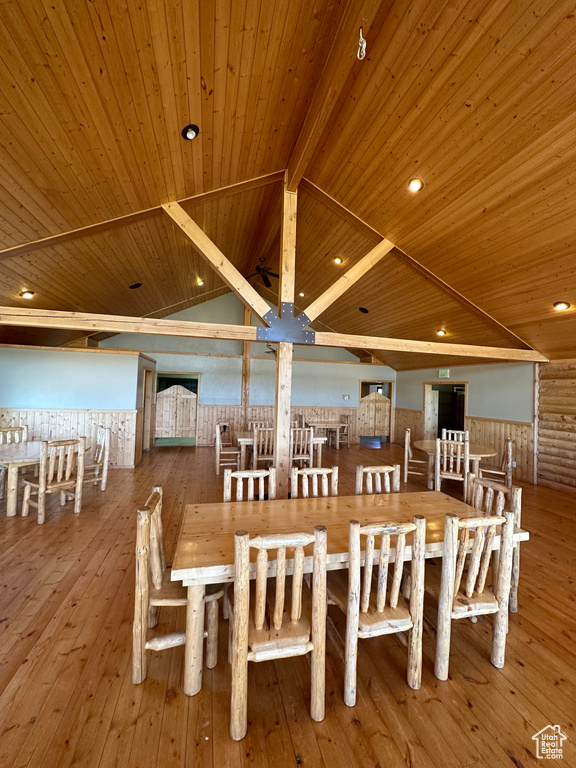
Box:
[256,303,315,344]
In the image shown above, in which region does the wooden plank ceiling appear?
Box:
[0,0,575,368]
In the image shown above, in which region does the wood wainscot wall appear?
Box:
[0,408,140,468]
[393,408,424,442]
[537,359,576,494]
[196,405,363,446]
[393,408,534,483]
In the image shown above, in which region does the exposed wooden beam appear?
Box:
[314,331,548,362]
[0,306,547,362]
[162,202,272,323]
[303,238,394,322]
[286,0,383,191]
[301,179,538,352]
[0,171,284,263]
[0,307,257,343]
[279,181,297,307]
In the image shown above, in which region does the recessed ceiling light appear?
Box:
[298,292,304,297]
[334,257,343,264]
[408,178,423,193]
[181,124,200,140]
[19,290,35,299]
[553,301,570,311]
[129,282,142,290]
[436,329,446,336]
[359,307,369,314]
[197,278,204,286]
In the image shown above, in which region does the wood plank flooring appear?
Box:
[0,442,574,768]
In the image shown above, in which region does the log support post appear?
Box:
[274,178,298,498]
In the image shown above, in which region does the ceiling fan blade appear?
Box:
[269,271,280,279]
[261,272,272,288]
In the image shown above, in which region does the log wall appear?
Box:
[537,360,576,493]
[0,408,139,468]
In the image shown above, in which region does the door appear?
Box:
[142,369,156,452]
[155,385,197,439]
[358,392,391,437]
[423,387,439,440]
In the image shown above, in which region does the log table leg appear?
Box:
[184,584,206,696]
[315,443,323,468]
[426,453,434,490]
[7,465,19,516]
[240,443,247,471]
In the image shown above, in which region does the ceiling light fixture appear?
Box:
[129,282,142,290]
[181,124,200,140]
[408,178,424,193]
[299,292,304,297]
[19,290,35,299]
[436,329,446,336]
[197,278,204,286]
[334,256,343,264]
[553,301,571,311]
[359,307,369,314]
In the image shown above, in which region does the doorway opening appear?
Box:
[423,383,467,440]
[155,373,199,446]
[358,380,393,447]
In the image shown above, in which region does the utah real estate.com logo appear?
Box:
[532,725,567,760]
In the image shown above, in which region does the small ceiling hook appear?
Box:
[357,27,366,60]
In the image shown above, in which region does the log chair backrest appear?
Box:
[290,466,338,498]
[223,469,277,502]
[355,464,400,494]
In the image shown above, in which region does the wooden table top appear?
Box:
[305,421,344,429]
[0,441,42,466]
[414,440,497,458]
[171,491,528,586]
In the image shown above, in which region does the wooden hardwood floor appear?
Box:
[0,442,574,768]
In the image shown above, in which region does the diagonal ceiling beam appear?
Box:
[286,0,383,191]
[162,202,272,323]
[301,178,539,352]
[303,237,394,322]
[0,306,548,363]
[0,171,284,263]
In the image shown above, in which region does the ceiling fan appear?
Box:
[247,257,279,288]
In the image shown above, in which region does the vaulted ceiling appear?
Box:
[0,0,575,369]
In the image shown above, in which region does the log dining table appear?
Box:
[235,431,327,470]
[171,490,529,696]
[413,439,498,490]
[304,421,346,449]
[0,441,42,517]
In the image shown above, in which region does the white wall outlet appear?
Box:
[342,394,350,400]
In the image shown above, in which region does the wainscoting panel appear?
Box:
[392,409,533,483]
[465,416,533,483]
[196,405,361,446]
[0,408,139,468]
[393,409,424,442]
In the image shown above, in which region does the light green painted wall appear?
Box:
[396,362,535,422]
[100,293,394,405]
[0,348,139,410]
